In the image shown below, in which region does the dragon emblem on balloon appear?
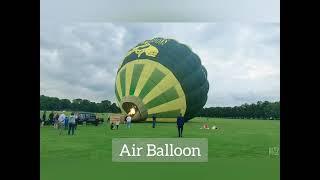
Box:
[125,42,159,58]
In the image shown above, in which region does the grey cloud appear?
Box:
[41,0,279,22]
[40,23,127,102]
[41,22,279,106]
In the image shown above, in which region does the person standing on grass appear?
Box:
[110,122,115,130]
[126,115,132,128]
[152,114,156,128]
[58,112,66,135]
[115,120,120,130]
[49,111,54,125]
[176,113,184,137]
[64,116,69,130]
[74,112,79,130]
[68,112,76,135]
[54,113,59,128]
[124,115,127,125]
[42,111,47,124]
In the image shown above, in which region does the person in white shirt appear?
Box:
[58,112,66,135]
[74,113,79,130]
[126,115,132,128]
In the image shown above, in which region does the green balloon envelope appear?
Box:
[115,38,209,122]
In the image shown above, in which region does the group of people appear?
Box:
[41,111,77,135]
[43,110,186,137]
[110,115,132,130]
[151,113,185,137]
[109,113,185,137]
[201,124,218,130]
[110,119,120,130]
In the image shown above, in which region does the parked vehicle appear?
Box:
[76,112,101,126]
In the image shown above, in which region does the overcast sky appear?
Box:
[40,1,279,107]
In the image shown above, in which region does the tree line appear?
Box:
[40,95,121,113]
[41,95,280,120]
[197,101,280,120]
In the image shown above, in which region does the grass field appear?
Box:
[40,118,280,180]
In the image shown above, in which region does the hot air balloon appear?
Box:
[115,37,209,122]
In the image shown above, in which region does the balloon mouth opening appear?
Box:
[122,102,140,119]
[120,96,148,121]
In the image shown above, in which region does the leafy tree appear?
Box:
[198,101,280,120]
[40,95,279,119]
[40,95,121,113]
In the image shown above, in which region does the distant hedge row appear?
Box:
[197,101,280,120]
[40,95,121,113]
[41,95,280,119]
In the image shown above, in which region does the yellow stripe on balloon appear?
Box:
[133,61,155,97]
[125,63,134,96]
[147,96,186,115]
[116,73,122,100]
[116,59,187,116]
[142,74,176,104]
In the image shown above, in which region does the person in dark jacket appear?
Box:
[152,114,156,128]
[49,111,54,125]
[176,113,184,137]
[68,113,76,135]
[54,113,59,128]
[124,116,127,124]
[42,111,47,124]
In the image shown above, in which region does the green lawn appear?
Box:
[40,118,280,180]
